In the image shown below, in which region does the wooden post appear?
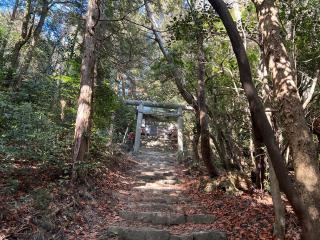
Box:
[177,107,184,154]
[134,104,143,153]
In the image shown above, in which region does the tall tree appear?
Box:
[72,0,100,181]
[4,0,33,86]
[251,0,320,234]
[260,55,285,239]
[144,0,219,177]
[208,0,317,238]
[15,0,50,88]
[196,18,218,178]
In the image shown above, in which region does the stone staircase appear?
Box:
[100,149,227,240]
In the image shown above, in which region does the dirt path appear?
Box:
[100,148,227,240]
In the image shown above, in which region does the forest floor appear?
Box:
[0,142,301,239]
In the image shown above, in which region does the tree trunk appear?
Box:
[197,37,219,177]
[192,120,201,162]
[210,131,230,170]
[253,133,265,190]
[121,74,126,99]
[268,157,286,240]
[144,0,218,176]
[144,0,198,109]
[209,114,230,170]
[252,94,266,190]
[128,76,136,97]
[260,54,286,239]
[72,0,99,182]
[252,0,320,234]
[265,105,286,240]
[67,23,81,73]
[15,0,50,88]
[5,0,33,86]
[208,0,315,238]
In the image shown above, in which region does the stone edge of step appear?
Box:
[118,211,216,225]
[99,226,227,240]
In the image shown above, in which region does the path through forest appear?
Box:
[101,146,227,240]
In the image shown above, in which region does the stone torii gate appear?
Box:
[124,100,192,153]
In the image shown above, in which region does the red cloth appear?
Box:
[128,132,135,140]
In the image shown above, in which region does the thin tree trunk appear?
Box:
[72,0,99,182]
[265,109,286,240]
[5,0,33,86]
[144,0,197,109]
[197,36,219,177]
[253,135,265,190]
[223,114,244,170]
[217,131,229,169]
[121,74,126,99]
[302,70,319,109]
[252,0,320,234]
[210,132,230,170]
[145,0,218,176]
[232,0,246,49]
[208,0,315,238]
[67,23,81,73]
[107,78,119,146]
[192,120,201,162]
[268,158,286,240]
[16,0,50,88]
[260,54,286,239]
[209,114,230,170]
[128,76,136,97]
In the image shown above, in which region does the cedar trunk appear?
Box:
[72,0,99,181]
[252,0,320,234]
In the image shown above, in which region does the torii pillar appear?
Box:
[177,107,184,154]
[133,103,143,153]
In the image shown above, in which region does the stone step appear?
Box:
[118,211,216,225]
[114,193,191,204]
[133,183,182,191]
[126,202,204,214]
[101,226,227,240]
[127,202,183,211]
[133,196,192,204]
[136,171,176,181]
[112,189,183,198]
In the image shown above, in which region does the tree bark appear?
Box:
[128,76,136,98]
[260,55,286,239]
[197,36,219,177]
[252,0,320,234]
[192,120,201,162]
[208,0,315,238]
[252,125,265,190]
[72,0,99,182]
[210,131,230,170]
[121,73,126,99]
